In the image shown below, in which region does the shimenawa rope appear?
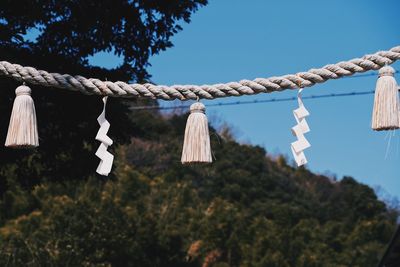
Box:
[0,46,399,100]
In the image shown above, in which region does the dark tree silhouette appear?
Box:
[1,0,207,80]
[0,0,207,188]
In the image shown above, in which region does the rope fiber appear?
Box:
[0,46,399,101]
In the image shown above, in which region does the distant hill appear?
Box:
[0,108,396,267]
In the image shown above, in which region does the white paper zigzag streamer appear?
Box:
[95,96,114,176]
[291,89,311,166]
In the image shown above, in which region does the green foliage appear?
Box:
[0,112,396,266]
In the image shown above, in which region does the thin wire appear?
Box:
[130,90,375,110]
[130,71,399,111]
[343,70,399,79]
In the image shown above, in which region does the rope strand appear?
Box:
[0,46,399,100]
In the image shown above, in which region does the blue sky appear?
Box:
[89,0,400,198]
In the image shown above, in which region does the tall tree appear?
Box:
[0,0,208,189]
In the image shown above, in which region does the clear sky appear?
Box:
[90,0,400,198]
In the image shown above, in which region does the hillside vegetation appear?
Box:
[0,108,396,267]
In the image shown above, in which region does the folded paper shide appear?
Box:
[291,89,311,166]
[5,84,39,148]
[95,96,114,176]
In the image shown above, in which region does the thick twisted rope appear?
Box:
[0,46,399,100]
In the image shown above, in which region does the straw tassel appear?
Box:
[371,66,400,131]
[5,85,39,148]
[181,102,212,164]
